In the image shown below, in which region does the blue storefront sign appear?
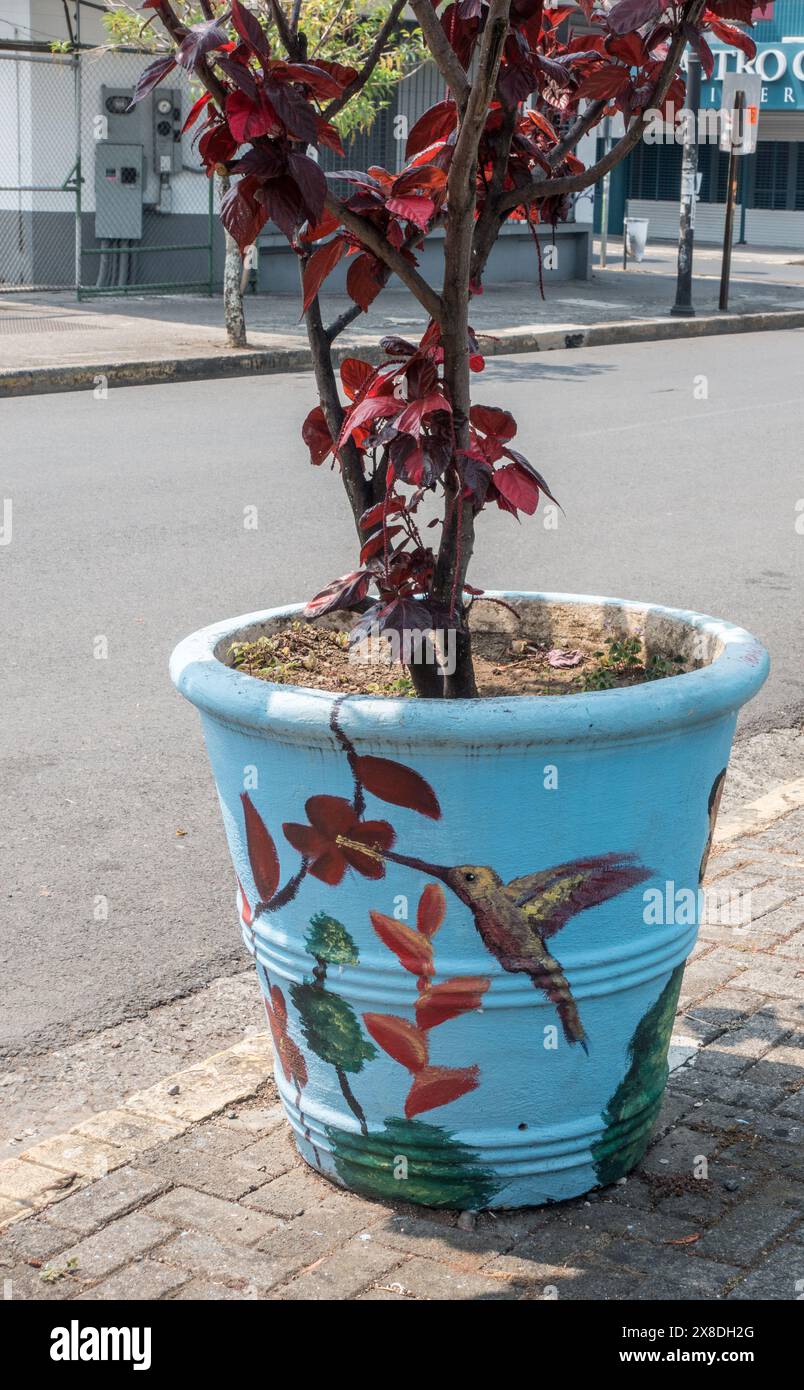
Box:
[698,41,804,109]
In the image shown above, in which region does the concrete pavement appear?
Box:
[3,240,804,395]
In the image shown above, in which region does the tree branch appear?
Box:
[266,0,302,59]
[548,98,607,166]
[326,193,443,321]
[408,0,470,108]
[152,0,229,107]
[495,0,706,215]
[321,0,408,124]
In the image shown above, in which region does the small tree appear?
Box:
[136,0,755,696]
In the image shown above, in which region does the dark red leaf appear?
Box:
[264,77,317,144]
[576,64,632,100]
[301,238,345,311]
[226,89,281,143]
[288,152,327,226]
[338,393,399,449]
[470,404,517,440]
[271,61,344,99]
[340,357,375,401]
[354,756,442,820]
[704,16,757,58]
[385,194,435,231]
[220,176,268,254]
[301,404,334,465]
[128,55,177,107]
[240,793,280,902]
[606,0,664,35]
[405,100,458,159]
[493,461,541,515]
[304,569,373,618]
[181,91,212,134]
[177,18,229,71]
[346,253,385,312]
[707,0,752,18]
[231,0,271,60]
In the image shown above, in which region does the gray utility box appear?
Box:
[152,89,182,175]
[95,143,144,239]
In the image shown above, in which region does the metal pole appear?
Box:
[599,116,611,269]
[73,2,82,299]
[719,91,744,312]
[671,47,701,317]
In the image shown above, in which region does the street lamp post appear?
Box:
[671,47,701,317]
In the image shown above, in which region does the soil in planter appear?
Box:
[228,622,693,697]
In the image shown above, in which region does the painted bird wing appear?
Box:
[506,853,652,940]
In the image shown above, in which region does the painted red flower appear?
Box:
[264,984,308,1090]
[283,795,394,883]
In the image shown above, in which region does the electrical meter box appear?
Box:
[152,88,182,175]
[100,86,145,144]
[95,143,144,239]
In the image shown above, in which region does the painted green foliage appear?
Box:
[326,1116,499,1210]
[290,984,376,1073]
[592,963,684,1188]
[289,914,375,1074]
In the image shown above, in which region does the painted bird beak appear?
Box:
[336,836,450,882]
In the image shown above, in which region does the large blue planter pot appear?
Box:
[170,593,768,1209]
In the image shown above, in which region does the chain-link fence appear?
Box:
[0,49,80,291]
[0,44,216,297]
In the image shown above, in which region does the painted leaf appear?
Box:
[369,911,434,978]
[241,792,280,902]
[405,1064,480,1118]
[292,983,376,1072]
[237,875,253,927]
[415,976,489,1030]
[354,756,441,820]
[302,237,345,311]
[362,1013,428,1072]
[417,883,446,939]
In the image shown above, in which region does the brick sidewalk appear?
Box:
[2,811,802,1302]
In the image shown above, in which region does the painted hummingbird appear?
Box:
[339,839,651,1051]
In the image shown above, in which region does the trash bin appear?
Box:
[626,217,649,262]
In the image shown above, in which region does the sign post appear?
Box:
[718,74,760,312]
[671,47,702,317]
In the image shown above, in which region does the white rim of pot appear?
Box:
[169,591,769,749]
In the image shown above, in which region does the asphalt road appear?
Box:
[3,330,803,1059]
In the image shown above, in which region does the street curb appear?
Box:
[713,775,804,846]
[3,307,804,398]
[1,776,802,1232]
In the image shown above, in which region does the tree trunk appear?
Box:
[218,174,248,349]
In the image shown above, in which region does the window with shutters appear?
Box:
[629,142,682,200]
[753,141,790,210]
